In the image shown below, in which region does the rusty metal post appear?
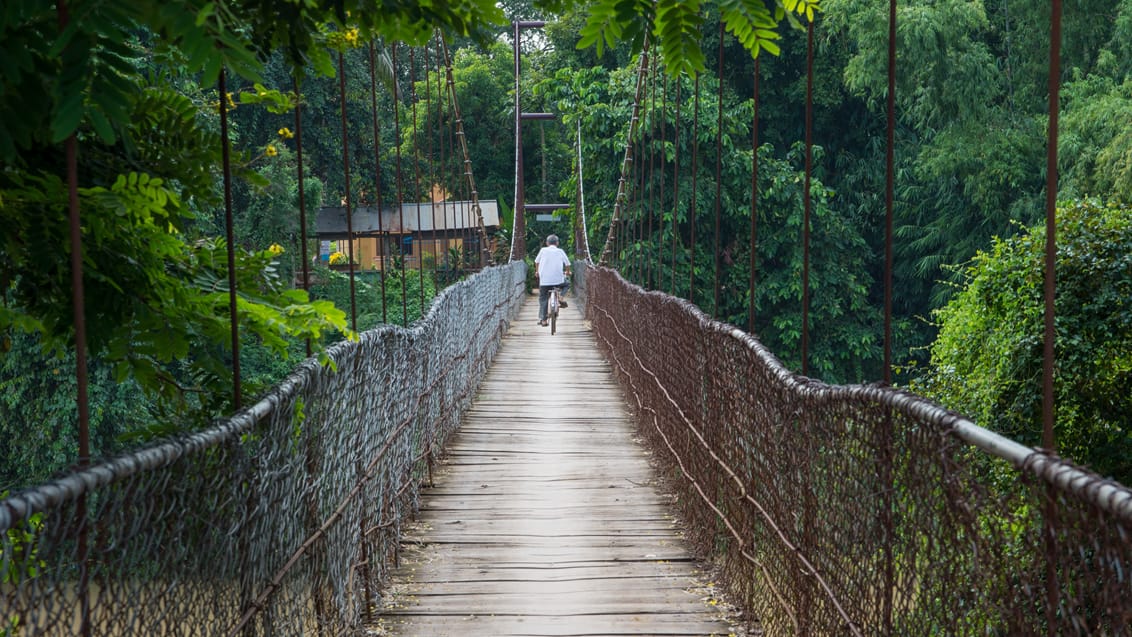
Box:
[368,42,390,323]
[294,76,313,357]
[392,45,409,325]
[801,21,814,377]
[337,51,359,331]
[689,73,699,305]
[218,70,243,409]
[713,24,724,317]
[882,0,898,632]
[749,57,759,334]
[1043,0,1063,632]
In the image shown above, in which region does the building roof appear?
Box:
[317,200,501,238]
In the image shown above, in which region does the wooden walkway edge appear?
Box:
[375,295,736,636]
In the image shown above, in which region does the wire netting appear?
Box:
[0,261,526,636]
[583,262,1132,635]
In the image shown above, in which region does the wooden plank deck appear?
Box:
[375,296,736,636]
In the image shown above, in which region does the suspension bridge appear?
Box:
[2,11,1132,637]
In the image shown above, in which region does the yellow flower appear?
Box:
[265,145,278,157]
[329,251,348,265]
[278,127,294,140]
[344,27,359,46]
[268,243,285,255]
[225,92,237,109]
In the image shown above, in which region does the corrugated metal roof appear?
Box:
[317,200,501,237]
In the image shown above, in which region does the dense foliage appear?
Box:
[923,200,1132,483]
[1,0,1130,488]
[0,0,816,488]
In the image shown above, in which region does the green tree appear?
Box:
[0,333,151,490]
[923,200,1132,483]
[0,0,825,481]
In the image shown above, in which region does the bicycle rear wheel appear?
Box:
[550,290,558,335]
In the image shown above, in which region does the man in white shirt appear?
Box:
[533,234,571,327]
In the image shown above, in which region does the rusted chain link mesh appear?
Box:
[0,261,526,637]
[583,262,1132,635]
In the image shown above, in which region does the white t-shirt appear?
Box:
[534,245,570,286]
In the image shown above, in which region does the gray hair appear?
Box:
[546,234,559,246]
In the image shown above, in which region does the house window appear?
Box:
[401,235,413,256]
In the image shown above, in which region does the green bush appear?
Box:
[923,200,1132,483]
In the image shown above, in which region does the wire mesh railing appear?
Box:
[0,261,526,637]
[583,261,1132,635]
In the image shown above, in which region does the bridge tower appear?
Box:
[510,21,572,262]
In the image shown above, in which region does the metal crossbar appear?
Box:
[0,262,526,636]
[580,261,1132,635]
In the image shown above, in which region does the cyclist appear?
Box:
[534,234,571,327]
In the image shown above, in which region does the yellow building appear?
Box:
[316,200,501,271]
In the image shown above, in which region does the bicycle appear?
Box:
[547,285,562,335]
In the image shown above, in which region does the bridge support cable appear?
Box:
[689,73,699,306]
[627,112,645,278]
[597,41,650,266]
[881,2,898,630]
[749,57,759,334]
[801,21,814,377]
[392,45,410,324]
[670,78,682,295]
[367,41,390,324]
[294,76,314,356]
[409,49,426,309]
[439,36,492,267]
[436,36,455,274]
[646,54,658,289]
[218,70,243,410]
[424,41,440,283]
[56,3,93,632]
[713,22,724,318]
[659,73,668,290]
[1043,0,1064,631]
[574,119,591,261]
[337,51,359,331]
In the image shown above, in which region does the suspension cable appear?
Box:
[647,54,658,288]
[294,75,312,355]
[218,69,242,408]
[337,51,359,331]
[659,73,667,288]
[670,78,681,296]
[57,3,92,631]
[1043,1,1063,628]
[410,48,425,310]
[713,23,724,317]
[368,41,389,323]
[436,35,452,272]
[689,72,699,305]
[392,45,409,325]
[598,41,650,265]
[575,119,591,260]
[801,21,814,376]
[749,56,760,334]
[440,36,492,267]
[425,40,439,282]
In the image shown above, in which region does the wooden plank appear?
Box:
[374,297,735,636]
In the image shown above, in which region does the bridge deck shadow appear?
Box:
[375,295,735,636]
